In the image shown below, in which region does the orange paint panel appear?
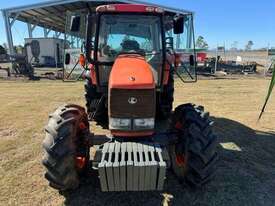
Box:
[75,157,86,169]
[109,55,155,89]
[176,154,186,167]
[163,63,170,85]
[79,54,86,67]
[114,4,156,12]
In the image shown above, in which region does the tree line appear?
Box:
[195,36,272,51]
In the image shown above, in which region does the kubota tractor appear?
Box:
[42,4,218,192]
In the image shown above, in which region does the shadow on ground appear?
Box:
[61,117,275,206]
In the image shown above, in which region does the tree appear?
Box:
[195,36,208,49]
[245,40,254,51]
[0,45,7,55]
[2,43,8,51]
[230,41,238,51]
[13,45,24,54]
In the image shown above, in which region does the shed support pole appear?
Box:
[71,36,75,48]
[44,28,51,38]
[44,28,48,37]
[28,23,37,38]
[55,31,61,38]
[28,23,33,38]
[10,13,20,27]
[76,37,80,48]
[2,10,15,55]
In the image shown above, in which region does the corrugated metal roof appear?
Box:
[1,0,193,33]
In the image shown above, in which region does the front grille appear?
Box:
[109,89,155,118]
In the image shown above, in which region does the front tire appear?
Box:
[169,104,218,187]
[42,104,90,191]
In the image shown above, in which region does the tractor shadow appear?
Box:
[61,117,275,206]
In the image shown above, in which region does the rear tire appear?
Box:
[169,104,218,187]
[42,104,90,191]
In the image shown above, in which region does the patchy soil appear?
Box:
[0,78,274,206]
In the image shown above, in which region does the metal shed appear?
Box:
[1,0,193,55]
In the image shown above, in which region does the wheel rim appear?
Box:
[75,156,86,169]
[170,117,189,176]
[175,154,186,167]
[75,119,90,171]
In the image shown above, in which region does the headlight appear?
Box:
[133,118,154,130]
[109,118,131,130]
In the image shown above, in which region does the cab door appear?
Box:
[165,14,197,82]
[63,10,87,81]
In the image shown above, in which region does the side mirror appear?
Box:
[65,53,70,65]
[189,54,195,66]
[70,16,81,32]
[173,16,184,34]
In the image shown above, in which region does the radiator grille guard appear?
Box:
[98,142,167,192]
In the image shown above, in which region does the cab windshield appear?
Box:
[97,14,163,84]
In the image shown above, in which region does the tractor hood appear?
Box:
[109,54,155,89]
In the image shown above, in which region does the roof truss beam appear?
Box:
[23,10,65,27]
[55,31,62,38]
[44,28,52,37]
[39,8,66,22]
[10,12,21,26]
[18,12,64,31]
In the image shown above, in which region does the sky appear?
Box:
[0,0,275,49]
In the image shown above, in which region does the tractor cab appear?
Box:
[67,4,196,136]
[67,4,197,88]
[94,11,164,86]
[65,4,197,136]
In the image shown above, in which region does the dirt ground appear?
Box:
[0,77,274,206]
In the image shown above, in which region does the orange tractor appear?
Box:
[42,4,218,191]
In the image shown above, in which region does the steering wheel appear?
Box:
[101,45,116,58]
